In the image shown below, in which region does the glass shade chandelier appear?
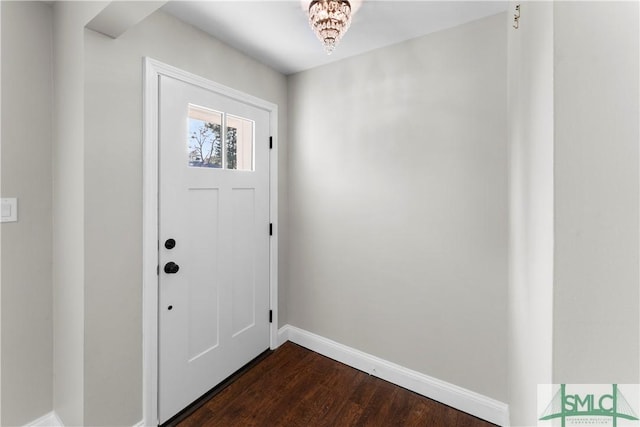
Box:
[308,0,352,54]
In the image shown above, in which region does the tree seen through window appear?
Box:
[188,118,238,169]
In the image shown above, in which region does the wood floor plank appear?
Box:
[456,410,497,427]
[326,400,365,426]
[354,381,400,426]
[345,373,379,407]
[174,406,215,427]
[424,403,461,426]
[176,342,497,427]
[202,345,313,423]
[384,387,424,426]
[394,393,434,426]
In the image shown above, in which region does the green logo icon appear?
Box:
[539,384,638,427]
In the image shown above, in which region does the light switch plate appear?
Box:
[1,198,18,223]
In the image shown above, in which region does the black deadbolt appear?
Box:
[165,238,176,249]
[164,261,180,274]
[168,305,173,310]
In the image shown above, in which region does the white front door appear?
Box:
[158,75,271,424]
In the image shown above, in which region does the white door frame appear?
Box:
[142,57,279,426]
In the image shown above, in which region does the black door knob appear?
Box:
[164,262,180,274]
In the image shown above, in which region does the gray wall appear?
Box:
[553,1,639,383]
[506,2,554,425]
[0,2,53,425]
[287,13,508,402]
[506,3,640,424]
[53,2,108,425]
[83,10,288,425]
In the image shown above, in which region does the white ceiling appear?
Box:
[162,1,507,75]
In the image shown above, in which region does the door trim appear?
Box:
[142,57,279,426]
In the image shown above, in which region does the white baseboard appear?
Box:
[24,412,144,427]
[278,324,509,426]
[277,323,290,346]
[24,411,63,427]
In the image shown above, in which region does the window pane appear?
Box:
[226,115,254,171]
[188,105,223,168]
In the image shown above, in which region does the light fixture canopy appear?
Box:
[308,0,353,55]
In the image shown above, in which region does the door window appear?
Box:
[188,105,254,171]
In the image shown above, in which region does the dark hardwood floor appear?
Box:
[173,342,497,427]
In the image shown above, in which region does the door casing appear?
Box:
[142,57,279,426]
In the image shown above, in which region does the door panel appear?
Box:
[231,188,256,336]
[186,188,220,361]
[158,75,270,423]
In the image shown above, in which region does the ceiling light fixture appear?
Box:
[307,0,353,55]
